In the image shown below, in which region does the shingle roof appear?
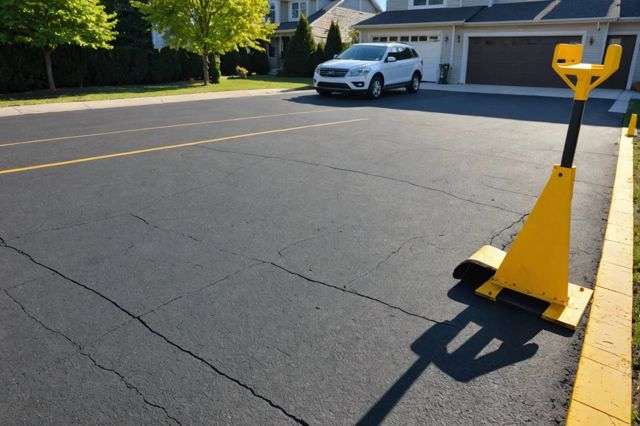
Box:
[356,6,484,26]
[278,8,328,31]
[542,0,613,20]
[620,0,640,18]
[468,0,552,22]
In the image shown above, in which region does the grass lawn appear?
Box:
[628,100,640,423]
[0,75,312,107]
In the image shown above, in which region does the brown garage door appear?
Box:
[599,35,637,89]
[466,36,581,87]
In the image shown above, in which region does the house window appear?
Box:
[372,37,380,42]
[412,0,444,8]
[389,36,398,41]
[268,3,276,22]
[379,36,388,42]
[400,36,409,42]
[291,1,307,20]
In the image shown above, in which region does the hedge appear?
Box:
[0,45,214,93]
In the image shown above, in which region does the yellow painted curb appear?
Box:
[566,128,633,425]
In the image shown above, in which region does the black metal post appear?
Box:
[560,100,586,168]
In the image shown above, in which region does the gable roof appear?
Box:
[468,0,552,23]
[356,6,484,26]
[278,0,381,31]
[542,0,613,20]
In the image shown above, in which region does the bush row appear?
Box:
[0,45,217,93]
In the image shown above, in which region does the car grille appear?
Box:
[319,68,348,78]
[317,82,351,90]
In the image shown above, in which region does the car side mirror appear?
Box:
[386,56,397,63]
[333,54,338,59]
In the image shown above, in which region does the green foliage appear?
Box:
[283,15,315,77]
[235,66,249,79]
[0,44,204,93]
[312,43,325,69]
[324,21,343,61]
[222,48,270,76]
[0,0,117,50]
[133,0,275,84]
[102,0,151,48]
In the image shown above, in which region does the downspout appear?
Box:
[450,24,456,80]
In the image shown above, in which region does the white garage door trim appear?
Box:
[460,30,587,84]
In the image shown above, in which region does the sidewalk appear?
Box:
[0,87,316,118]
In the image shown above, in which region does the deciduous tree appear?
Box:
[0,0,117,90]
[133,0,275,85]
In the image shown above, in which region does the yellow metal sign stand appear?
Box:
[453,43,622,330]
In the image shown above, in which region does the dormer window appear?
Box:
[411,0,444,8]
[291,1,307,20]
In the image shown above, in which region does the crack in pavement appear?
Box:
[3,289,182,425]
[488,213,529,250]
[0,235,308,426]
[196,146,525,215]
[126,214,451,325]
[267,261,446,325]
[130,214,201,242]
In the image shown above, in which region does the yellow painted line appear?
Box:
[0,109,335,148]
[566,128,633,425]
[0,119,367,175]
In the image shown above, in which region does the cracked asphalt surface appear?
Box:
[0,89,622,424]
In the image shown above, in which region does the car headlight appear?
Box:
[347,66,371,77]
[314,67,321,75]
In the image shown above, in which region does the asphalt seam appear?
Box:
[2,289,182,425]
[196,145,525,215]
[0,235,309,425]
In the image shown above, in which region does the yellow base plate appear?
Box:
[456,245,594,330]
[541,283,593,330]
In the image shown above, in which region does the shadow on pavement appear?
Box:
[357,271,572,425]
[287,89,621,127]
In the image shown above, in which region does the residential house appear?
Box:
[354,0,640,89]
[268,0,382,69]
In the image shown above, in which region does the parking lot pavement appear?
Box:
[0,90,622,424]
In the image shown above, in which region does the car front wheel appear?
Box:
[367,75,383,100]
[407,73,420,93]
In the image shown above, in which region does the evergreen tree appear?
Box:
[324,21,343,60]
[312,43,325,68]
[102,0,151,48]
[283,15,315,76]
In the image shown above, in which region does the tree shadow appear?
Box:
[286,89,621,127]
[357,271,572,425]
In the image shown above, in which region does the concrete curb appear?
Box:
[566,128,633,424]
[0,88,315,118]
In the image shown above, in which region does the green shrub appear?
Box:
[235,65,249,79]
[324,21,343,60]
[283,15,315,77]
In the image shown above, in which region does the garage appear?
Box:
[408,35,442,82]
[465,36,582,87]
[372,34,443,81]
[600,34,637,89]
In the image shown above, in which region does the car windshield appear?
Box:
[337,45,387,61]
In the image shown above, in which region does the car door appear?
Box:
[383,47,402,85]
[395,46,415,83]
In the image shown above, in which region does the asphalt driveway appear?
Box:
[0,89,622,424]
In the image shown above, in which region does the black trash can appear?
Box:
[438,64,450,84]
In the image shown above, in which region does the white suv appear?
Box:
[313,43,423,99]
